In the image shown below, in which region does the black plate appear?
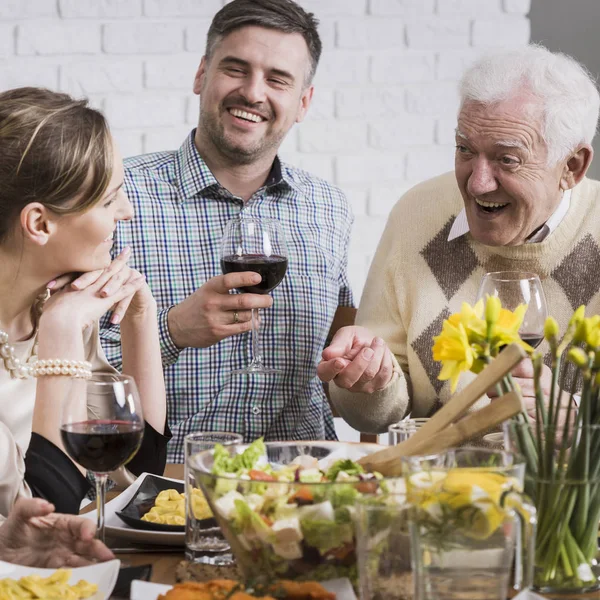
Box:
[115,474,216,532]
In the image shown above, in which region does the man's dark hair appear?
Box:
[205,0,322,85]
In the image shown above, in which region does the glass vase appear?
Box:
[508,421,600,593]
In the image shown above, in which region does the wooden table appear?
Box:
[101,464,600,598]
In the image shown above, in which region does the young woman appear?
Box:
[0,87,168,517]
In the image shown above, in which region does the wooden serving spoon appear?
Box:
[358,343,527,476]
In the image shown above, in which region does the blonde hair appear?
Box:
[0,87,113,242]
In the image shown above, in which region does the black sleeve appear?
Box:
[125,421,172,477]
[24,433,91,515]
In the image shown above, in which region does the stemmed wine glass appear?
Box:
[476,271,548,348]
[60,374,144,542]
[220,215,288,374]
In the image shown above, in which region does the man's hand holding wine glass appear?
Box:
[167,272,273,349]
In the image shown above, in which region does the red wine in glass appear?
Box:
[60,420,144,473]
[220,216,289,374]
[520,333,544,349]
[220,254,288,294]
[61,374,143,543]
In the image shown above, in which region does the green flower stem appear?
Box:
[580,487,600,559]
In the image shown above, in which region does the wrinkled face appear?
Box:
[46,144,133,274]
[455,95,566,246]
[194,25,313,164]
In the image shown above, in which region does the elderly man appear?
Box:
[319,45,600,433]
[100,0,353,458]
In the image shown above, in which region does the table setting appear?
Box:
[5,273,600,600]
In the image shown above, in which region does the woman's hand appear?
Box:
[0,498,114,567]
[42,248,147,330]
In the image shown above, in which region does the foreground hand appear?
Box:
[0,498,114,567]
[43,248,148,328]
[318,326,395,394]
[167,273,273,349]
[488,360,552,421]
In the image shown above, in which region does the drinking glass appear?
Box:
[220,216,289,374]
[60,374,144,543]
[388,418,430,445]
[356,495,413,600]
[185,431,242,562]
[403,448,536,600]
[476,271,548,349]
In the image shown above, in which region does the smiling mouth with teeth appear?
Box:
[228,108,265,123]
[475,197,509,213]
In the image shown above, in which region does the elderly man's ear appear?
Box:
[561,145,593,190]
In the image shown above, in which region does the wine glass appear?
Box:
[220,215,288,374]
[477,272,547,449]
[477,271,548,349]
[60,373,144,542]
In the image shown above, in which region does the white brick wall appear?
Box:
[0,0,530,300]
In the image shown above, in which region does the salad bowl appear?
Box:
[189,440,405,588]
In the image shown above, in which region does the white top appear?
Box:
[0,322,115,517]
[447,188,572,243]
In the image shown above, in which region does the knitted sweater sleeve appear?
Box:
[329,196,412,433]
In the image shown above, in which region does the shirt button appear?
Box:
[251,406,261,415]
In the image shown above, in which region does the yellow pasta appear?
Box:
[141,488,212,525]
[0,569,97,599]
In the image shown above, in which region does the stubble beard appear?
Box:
[199,105,286,166]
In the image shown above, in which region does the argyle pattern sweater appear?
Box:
[331,171,600,433]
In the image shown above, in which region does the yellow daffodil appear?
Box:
[574,315,600,347]
[432,320,474,392]
[567,347,589,369]
[408,469,518,541]
[487,304,534,354]
[569,305,585,329]
[485,295,501,326]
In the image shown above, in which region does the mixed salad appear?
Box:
[198,439,403,583]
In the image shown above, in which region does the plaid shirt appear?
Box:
[100,131,354,462]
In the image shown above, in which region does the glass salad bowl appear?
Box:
[188,440,406,587]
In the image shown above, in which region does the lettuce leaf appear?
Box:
[211,438,266,476]
[326,459,364,481]
[212,443,235,475]
[232,438,266,472]
[301,518,353,555]
[232,499,273,543]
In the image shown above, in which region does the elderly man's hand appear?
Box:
[318,326,395,394]
[488,360,552,421]
[0,498,114,567]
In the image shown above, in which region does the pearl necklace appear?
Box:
[0,329,38,379]
[0,290,47,379]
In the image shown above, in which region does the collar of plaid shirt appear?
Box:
[172,130,290,202]
[100,131,354,461]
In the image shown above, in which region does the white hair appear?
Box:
[459,44,600,165]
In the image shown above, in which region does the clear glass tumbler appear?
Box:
[388,418,430,445]
[184,431,243,562]
[356,494,413,600]
[403,448,536,600]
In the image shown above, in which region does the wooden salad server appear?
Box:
[358,343,527,476]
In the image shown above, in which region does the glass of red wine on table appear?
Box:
[60,374,144,543]
[220,215,288,375]
[476,271,548,448]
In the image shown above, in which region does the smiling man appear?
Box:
[319,45,600,433]
[99,0,354,459]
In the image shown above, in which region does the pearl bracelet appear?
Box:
[30,358,93,379]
